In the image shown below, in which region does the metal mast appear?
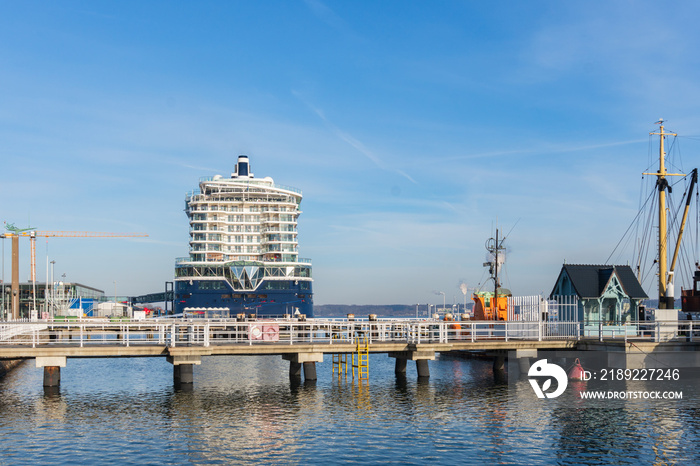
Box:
[485,229,506,320]
[645,120,682,309]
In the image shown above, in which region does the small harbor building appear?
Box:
[549,264,648,324]
[1,281,104,319]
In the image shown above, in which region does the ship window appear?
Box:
[263,281,291,290]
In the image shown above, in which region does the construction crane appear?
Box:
[2,223,148,320]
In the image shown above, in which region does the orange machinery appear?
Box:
[472,288,511,320]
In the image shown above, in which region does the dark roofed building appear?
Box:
[550,264,648,325]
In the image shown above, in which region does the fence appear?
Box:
[0,317,694,349]
[0,318,583,348]
[507,295,579,322]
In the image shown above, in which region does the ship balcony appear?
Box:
[263,245,298,253]
[191,244,223,252]
[262,219,297,225]
[263,255,299,263]
[261,226,296,233]
[261,234,296,243]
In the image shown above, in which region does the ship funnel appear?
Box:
[235,155,252,178]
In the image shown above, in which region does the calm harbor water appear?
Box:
[0,352,698,465]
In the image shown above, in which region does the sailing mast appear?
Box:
[645,119,684,309]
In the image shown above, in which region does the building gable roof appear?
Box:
[551,264,648,300]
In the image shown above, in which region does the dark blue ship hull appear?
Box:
[174,278,313,317]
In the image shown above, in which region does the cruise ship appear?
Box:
[174,156,313,317]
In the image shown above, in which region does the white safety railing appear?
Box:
[0,323,49,342]
[0,318,694,348]
[0,319,579,348]
[583,320,698,343]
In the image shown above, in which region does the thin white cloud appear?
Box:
[303,0,357,38]
[292,89,418,185]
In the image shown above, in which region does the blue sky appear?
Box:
[2,1,700,306]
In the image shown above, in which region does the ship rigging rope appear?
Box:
[605,186,655,265]
[608,170,697,291]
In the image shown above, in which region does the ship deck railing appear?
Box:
[0,319,694,348]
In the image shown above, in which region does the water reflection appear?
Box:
[0,354,696,464]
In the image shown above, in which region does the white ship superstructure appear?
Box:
[174,156,313,316]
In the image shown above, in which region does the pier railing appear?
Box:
[0,318,693,349]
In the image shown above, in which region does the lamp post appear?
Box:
[439,291,445,315]
[1,234,4,321]
[50,260,55,318]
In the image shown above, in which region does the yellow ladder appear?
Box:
[331,334,349,377]
[352,331,369,380]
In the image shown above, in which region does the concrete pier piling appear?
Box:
[395,358,407,374]
[173,364,194,385]
[43,366,60,387]
[167,354,201,386]
[283,353,323,381]
[416,359,430,378]
[389,350,435,378]
[289,361,302,378]
[492,355,506,373]
[302,362,317,381]
[35,357,66,387]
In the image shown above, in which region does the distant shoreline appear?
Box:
[314,304,471,318]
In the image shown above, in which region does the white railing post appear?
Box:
[692,321,695,343]
[204,322,210,347]
[80,324,84,348]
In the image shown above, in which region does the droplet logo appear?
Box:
[528,359,568,399]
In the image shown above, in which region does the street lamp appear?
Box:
[439,291,445,315]
[50,260,55,318]
[1,234,4,321]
